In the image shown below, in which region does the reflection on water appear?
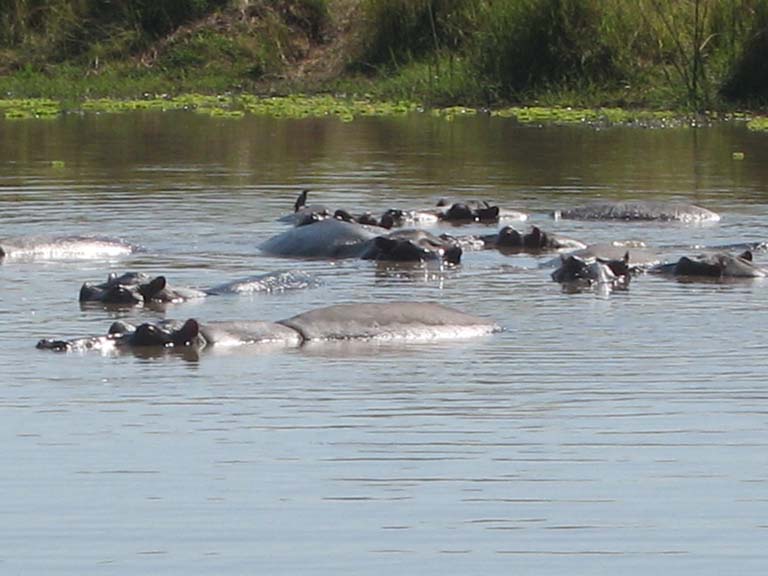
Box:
[1,112,768,574]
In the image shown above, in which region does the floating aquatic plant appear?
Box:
[239,94,418,120]
[489,106,681,128]
[747,116,768,132]
[0,98,61,119]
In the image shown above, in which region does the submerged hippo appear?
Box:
[80,270,320,306]
[543,242,663,270]
[0,235,140,261]
[480,225,586,253]
[650,250,766,278]
[551,252,632,291]
[260,219,462,264]
[37,302,502,353]
[552,200,720,223]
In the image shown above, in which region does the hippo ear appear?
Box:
[739,250,753,261]
[174,319,200,345]
[436,198,449,207]
[477,205,500,220]
[108,272,118,283]
[623,251,630,263]
[334,209,353,222]
[143,276,167,297]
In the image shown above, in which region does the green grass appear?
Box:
[2,0,768,112]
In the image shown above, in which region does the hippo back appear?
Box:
[278,302,500,341]
[553,201,720,222]
[200,321,303,346]
[260,219,379,258]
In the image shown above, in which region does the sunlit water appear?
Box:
[1,112,767,574]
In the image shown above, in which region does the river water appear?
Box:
[1,111,767,574]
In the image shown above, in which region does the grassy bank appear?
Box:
[350,0,768,110]
[1,0,767,111]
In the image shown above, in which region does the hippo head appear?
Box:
[108,320,136,335]
[474,203,500,222]
[106,272,147,286]
[138,276,173,302]
[173,319,202,346]
[600,252,631,277]
[523,226,548,249]
[442,203,474,221]
[356,212,379,226]
[379,209,405,229]
[102,284,144,305]
[496,226,523,247]
[552,253,630,289]
[674,256,724,277]
[369,236,462,265]
[130,322,176,347]
[552,255,592,283]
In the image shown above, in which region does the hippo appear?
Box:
[434,199,528,224]
[543,242,663,270]
[0,235,139,261]
[551,252,632,291]
[79,270,320,306]
[480,225,586,253]
[650,250,766,278]
[260,219,462,264]
[552,200,720,223]
[36,302,502,353]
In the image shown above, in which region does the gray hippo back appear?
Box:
[260,219,379,259]
[278,302,499,340]
[553,201,720,222]
[1,235,139,261]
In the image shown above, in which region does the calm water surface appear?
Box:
[1,112,768,574]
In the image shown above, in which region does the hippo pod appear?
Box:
[80,270,319,306]
[551,252,632,291]
[282,189,526,228]
[36,302,502,352]
[260,219,462,264]
[650,250,766,278]
[552,200,720,222]
[480,225,586,253]
[0,235,139,261]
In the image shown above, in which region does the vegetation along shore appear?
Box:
[1,0,767,123]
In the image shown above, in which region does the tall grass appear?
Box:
[354,0,483,70]
[355,0,768,109]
